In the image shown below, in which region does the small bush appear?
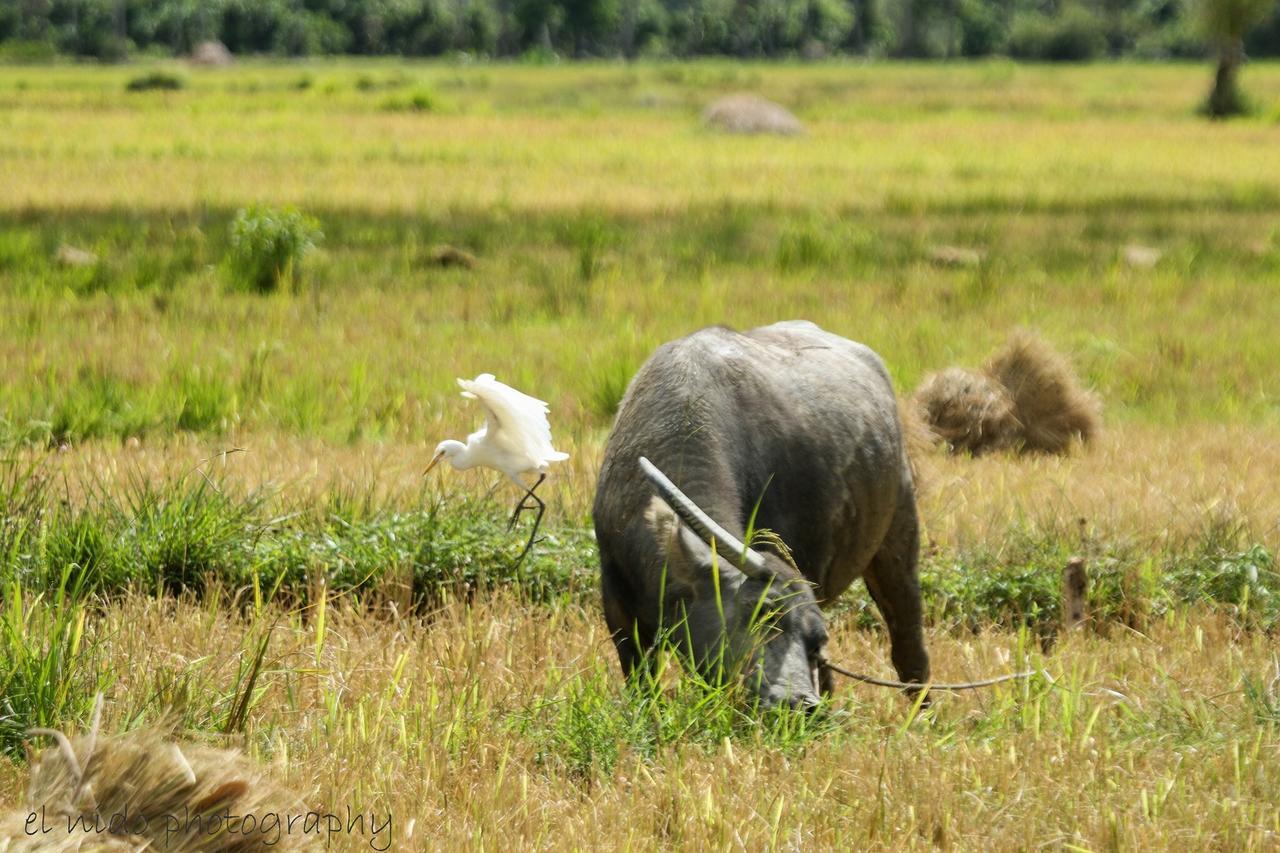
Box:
[380,88,438,112]
[125,70,185,92]
[226,205,321,293]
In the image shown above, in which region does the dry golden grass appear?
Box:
[2,591,1276,850]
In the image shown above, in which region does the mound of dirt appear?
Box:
[427,244,478,269]
[2,716,312,851]
[984,330,1101,454]
[703,94,804,136]
[190,40,233,67]
[913,331,1101,457]
[913,367,1019,456]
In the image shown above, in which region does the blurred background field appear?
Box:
[1,59,1279,848]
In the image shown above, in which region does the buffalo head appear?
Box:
[639,456,830,711]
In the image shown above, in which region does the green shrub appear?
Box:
[125,70,185,92]
[226,205,322,293]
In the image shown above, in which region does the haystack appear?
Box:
[2,719,313,851]
[54,245,98,267]
[1122,244,1161,269]
[897,396,941,486]
[913,367,1019,456]
[927,245,985,268]
[190,40,233,67]
[703,94,804,136]
[983,330,1101,454]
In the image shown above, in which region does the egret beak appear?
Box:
[423,451,445,476]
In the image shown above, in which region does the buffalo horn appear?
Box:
[638,456,772,580]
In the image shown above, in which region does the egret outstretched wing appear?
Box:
[457,373,570,467]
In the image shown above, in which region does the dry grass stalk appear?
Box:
[2,722,313,851]
[984,330,1102,454]
[913,367,1019,456]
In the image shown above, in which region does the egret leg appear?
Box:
[506,474,546,532]
[511,490,546,568]
[506,475,547,567]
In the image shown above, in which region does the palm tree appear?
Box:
[1202,0,1275,117]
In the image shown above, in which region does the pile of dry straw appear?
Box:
[2,702,311,851]
[913,330,1101,456]
[703,94,805,136]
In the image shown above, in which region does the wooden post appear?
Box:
[1063,556,1088,630]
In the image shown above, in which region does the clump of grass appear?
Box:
[515,651,839,780]
[1,459,594,606]
[41,367,160,446]
[588,355,635,422]
[776,224,838,270]
[226,205,322,294]
[381,88,438,112]
[124,70,185,92]
[0,566,106,760]
[119,475,260,596]
[174,366,236,432]
[560,215,613,283]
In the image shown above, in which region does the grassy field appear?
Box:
[1,60,1279,849]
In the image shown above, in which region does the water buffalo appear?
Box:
[592,320,929,709]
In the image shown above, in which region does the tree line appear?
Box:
[2,0,1278,63]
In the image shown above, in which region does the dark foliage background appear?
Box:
[1,0,1277,62]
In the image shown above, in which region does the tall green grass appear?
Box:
[0,460,596,606]
[0,565,107,758]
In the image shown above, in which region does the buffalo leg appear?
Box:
[601,566,653,679]
[863,493,931,693]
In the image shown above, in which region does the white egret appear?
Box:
[424,373,570,561]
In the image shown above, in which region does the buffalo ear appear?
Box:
[677,525,746,583]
